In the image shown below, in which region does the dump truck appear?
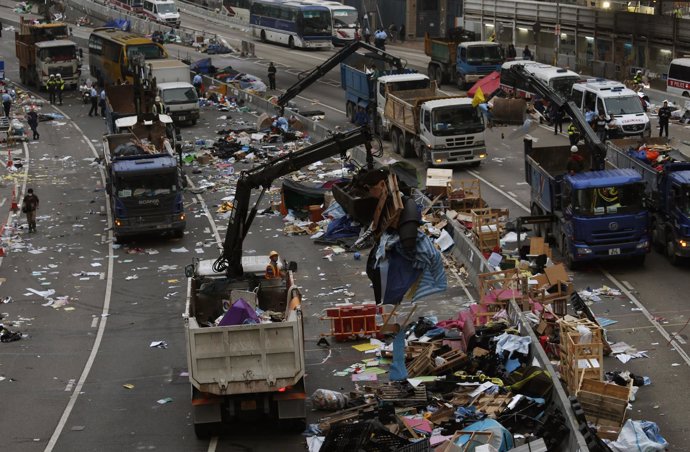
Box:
[384,84,486,166]
[424,33,503,89]
[146,59,199,125]
[15,17,80,89]
[506,63,650,268]
[606,137,690,265]
[184,126,410,436]
[102,117,186,240]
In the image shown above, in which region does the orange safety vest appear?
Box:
[265,262,282,279]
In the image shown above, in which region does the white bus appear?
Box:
[301,0,358,45]
[667,58,690,97]
[250,0,333,49]
[500,60,581,100]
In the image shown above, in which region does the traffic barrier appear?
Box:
[10,188,18,212]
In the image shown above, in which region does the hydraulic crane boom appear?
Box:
[213,126,375,279]
[276,40,407,116]
[509,65,606,168]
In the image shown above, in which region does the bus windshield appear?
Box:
[432,105,483,136]
[38,46,77,62]
[126,44,166,60]
[466,45,502,65]
[550,77,580,100]
[604,95,644,115]
[156,2,177,13]
[332,9,357,29]
[299,10,331,35]
[572,184,644,216]
[116,173,177,198]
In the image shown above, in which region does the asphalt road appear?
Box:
[1,4,689,451]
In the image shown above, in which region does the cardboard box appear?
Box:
[545,263,569,286]
[425,168,453,197]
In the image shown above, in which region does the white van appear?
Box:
[571,79,651,138]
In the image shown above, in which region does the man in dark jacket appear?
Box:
[658,100,672,138]
[22,188,39,233]
[27,107,39,140]
[267,62,277,90]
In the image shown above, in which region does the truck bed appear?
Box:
[186,271,304,396]
[384,86,441,133]
[424,35,457,65]
[606,138,669,197]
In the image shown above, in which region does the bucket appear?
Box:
[308,205,323,222]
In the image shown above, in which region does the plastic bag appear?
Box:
[576,324,592,344]
[606,419,668,452]
[310,389,349,411]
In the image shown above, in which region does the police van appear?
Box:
[571,79,651,138]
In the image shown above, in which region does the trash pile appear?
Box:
[307,314,568,452]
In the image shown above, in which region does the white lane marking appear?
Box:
[621,280,635,291]
[91,317,99,328]
[0,198,5,208]
[601,268,690,360]
[467,169,530,211]
[471,163,690,367]
[507,191,517,198]
[46,109,116,452]
[208,437,219,452]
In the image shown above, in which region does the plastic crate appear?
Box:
[398,439,431,452]
[363,430,431,452]
[321,422,373,452]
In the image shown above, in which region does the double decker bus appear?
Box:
[250,0,332,49]
[88,28,168,85]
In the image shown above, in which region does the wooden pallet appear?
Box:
[377,383,427,405]
[576,377,632,440]
[370,173,404,239]
[473,393,511,418]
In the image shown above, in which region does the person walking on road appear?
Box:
[99,86,107,118]
[568,122,580,145]
[374,28,387,50]
[47,74,57,105]
[595,111,610,142]
[88,85,98,116]
[193,72,203,96]
[22,188,39,233]
[522,45,533,60]
[56,74,65,105]
[27,107,39,140]
[552,104,564,134]
[2,90,11,117]
[658,100,672,138]
[267,62,277,90]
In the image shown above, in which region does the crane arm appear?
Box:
[214,126,374,279]
[276,40,405,116]
[510,65,606,161]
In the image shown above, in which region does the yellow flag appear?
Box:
[472,86,486,107]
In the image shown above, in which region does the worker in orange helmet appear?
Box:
[265,250,283,279]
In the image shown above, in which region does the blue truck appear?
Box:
[525,140,649,268]
[340,58,429,138]
[424,33,503,89]
[606,137,690,265]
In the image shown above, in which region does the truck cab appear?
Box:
[561,171,649,265]
[415,97,486,166]
[455,41,503,89]
[656,166,690,261]
[571,79,651,138]
[374,73,430,136]
[157,82,199,125]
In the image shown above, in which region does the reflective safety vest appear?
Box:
[57,79,65,91]
[265,262,282,279]
[568,124,577,136]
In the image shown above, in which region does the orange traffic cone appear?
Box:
[7,149,12,168]
[10,188,19,212]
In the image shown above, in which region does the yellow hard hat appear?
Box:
[270,250,279,257]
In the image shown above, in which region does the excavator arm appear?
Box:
[510,65,606,166]
[213,126,375,279]
[276,40,406,116]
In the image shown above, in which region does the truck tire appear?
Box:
[375,116,389,140]
[400,134,414,158]
[666,236,682,266]
[651,220,664,253]
[457,76,466,91]
[391,129,401,154]
[191,118,198,126]
[561,235,577,270]
[427,64,440,85]
[346,102,355,123]
[194,422,215,439]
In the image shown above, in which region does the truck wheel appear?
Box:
[651,221,664,253]
[400,134,414,158]
[391,129,401,154]
[469,160,482,167]
[561,236,577,270]
[19,68,27,85]
[666,238,682,266]
[346,102,355,123]
[374,116,389,140]
[457,76,466,91]
[194,422,215,439]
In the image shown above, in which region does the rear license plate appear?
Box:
[178,116,186,121]
[609,248,621,255]
[240,400,257,411]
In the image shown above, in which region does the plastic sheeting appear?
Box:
[607,420,668,452]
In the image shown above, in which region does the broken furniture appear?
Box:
[558,317,604,393]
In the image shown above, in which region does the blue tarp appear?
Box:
[104,18,131,31]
